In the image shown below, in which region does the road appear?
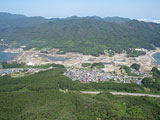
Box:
[80,91,160,98]
[110,92,160,98]
[80,91,101,94]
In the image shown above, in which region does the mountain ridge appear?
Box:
[0,12,160,56]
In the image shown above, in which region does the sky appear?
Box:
[0,0,160,19]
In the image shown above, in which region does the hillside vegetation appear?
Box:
[0,12,53,30]
[0,66,160,120]
[0,13,160,56]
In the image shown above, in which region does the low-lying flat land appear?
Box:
[5,47,160,73]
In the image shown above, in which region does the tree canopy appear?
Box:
[131,63,141,71]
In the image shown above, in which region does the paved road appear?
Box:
[80,91,101,94]
[80,91,160,98]
[110,92,160,98]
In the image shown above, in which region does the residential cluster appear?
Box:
[64,68,148,84]
[64,68,112,83]
[0,68,43,77]
[130,68,151,78]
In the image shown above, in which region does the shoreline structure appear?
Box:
[3,47,160,72]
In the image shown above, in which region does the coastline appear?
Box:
[0,50,19,63]
[148,48,160,63]
[2,47,160,72]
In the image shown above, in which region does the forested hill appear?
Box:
[1,13,160,56]
[0,12,130,30]
[65,16,131,23]
[0,12,53,30]
[0,67,160,119]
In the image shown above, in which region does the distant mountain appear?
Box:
[0,13,160,56]
[103,16,130,23]
[66,16,80,20]
[0,12,53,30]
[66,16,130,23]
[0,12,130,31]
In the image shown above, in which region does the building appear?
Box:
[135,48,146,52]
[27,62,35,66]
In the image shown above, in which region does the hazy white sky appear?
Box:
[0,0,160,19]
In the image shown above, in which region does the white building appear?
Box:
[27,62,35,66]
[135,48,146,52]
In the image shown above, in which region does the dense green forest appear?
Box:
[0,12,53,30]
[0,66,160,120]
[0,13,130,30]
[142,67,160,92]
[130,63,141,71]
[0,13,160,56]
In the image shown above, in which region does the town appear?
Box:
[64,66,151,85]
[0,68,45,77]
[1,47,157,84]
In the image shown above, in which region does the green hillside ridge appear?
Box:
[0,66,160,120]
[0,12,129,32]
[0,12,53,30]
[1,13,160,56]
